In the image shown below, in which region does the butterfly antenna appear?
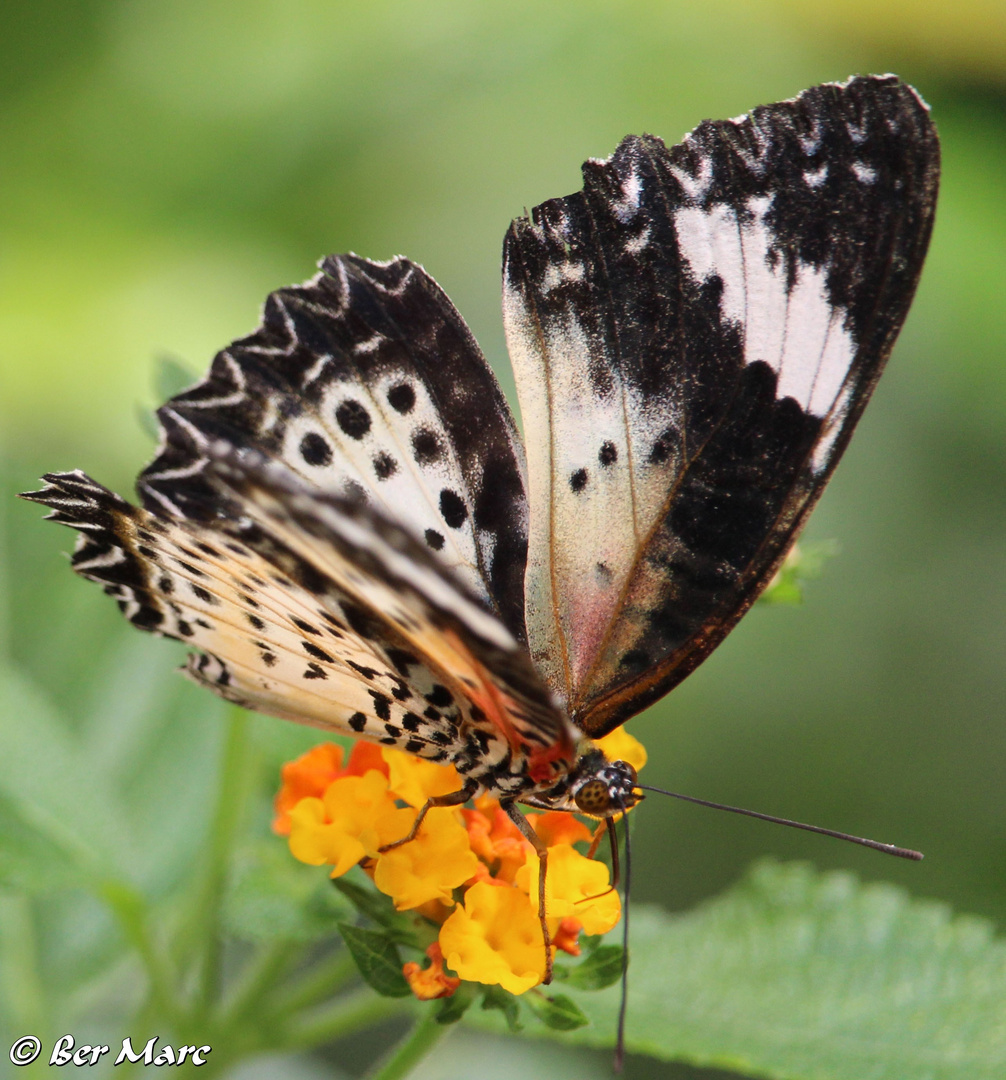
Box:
[613,807,631,1073]
[636,785,923,860]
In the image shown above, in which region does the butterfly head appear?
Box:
[567,750,643,819]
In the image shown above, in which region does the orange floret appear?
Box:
[553,916,584,956]
[403,942,461,1000]
[462,800,533,882]
[532,811,593,847]
[273,743,346,835]
[273,740,391,834]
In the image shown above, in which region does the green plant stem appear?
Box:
[364,1011,448,1080]
[101,881,184,1029]
[191,705,253,1015]
[0,894,49,1079]
[215,939,294,1029]
[271,947,358,1016]
[284,987,411,1051]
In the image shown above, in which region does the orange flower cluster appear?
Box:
[274,730,646,998]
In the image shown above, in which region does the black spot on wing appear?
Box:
[373,452,397,480]
[426,684,454,708]
[411,428,442,465]
[387,382,415,413]
[300,432,333,466]
[386,648,419,675]
[336,399,371,439]
[439,489,468,528]
[302,641,334,663]
[369,691,392,721]
[347,659,378,680]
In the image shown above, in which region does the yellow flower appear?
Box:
[273,741,389,834]
[439,881,546,994]
[278,735,648,998]
[374,807,480,909]
[515,843,621,936]
[287,770,414,877]
[595,727,647,773]
[382,747,464,809]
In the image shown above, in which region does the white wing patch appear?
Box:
[503,278,682,702]
[673,196,857,419]
[274,357,486,596]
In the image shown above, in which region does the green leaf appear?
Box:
[0,663,141,884]
[331,873,423,947]
[759,540,840,606]
[135,401,160,441]
[553,945,623,991]
[471,861,1006,1080]
[154,353,197,400]
[336,922,411,998]
[525,991,589,1031]
[481,985,523,1032]
[0,794,90,892]
[224,841,354,944]
[435,983,476,1025]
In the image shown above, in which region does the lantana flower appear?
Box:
[287,769,414,877]
[276,730,645,1000]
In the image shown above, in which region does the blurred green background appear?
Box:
[1,1,1004,1077]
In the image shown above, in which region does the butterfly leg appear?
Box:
[502,801,553,985]
[378,780,479,852]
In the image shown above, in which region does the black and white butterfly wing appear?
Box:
[23,467,570,791]
[503,75,939,735]
[140,254,530,643]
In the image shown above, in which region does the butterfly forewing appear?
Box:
[139,254,530,642]
[503,75,939,735]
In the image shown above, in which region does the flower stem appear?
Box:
[191,704,253,1014]
[271,947,358,1016]
[363,1011,448,1080]
[285,987,409,1050]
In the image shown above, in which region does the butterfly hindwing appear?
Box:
[139,254,530,642]
[503,75,939,735]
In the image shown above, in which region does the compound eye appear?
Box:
[574,778,611,816]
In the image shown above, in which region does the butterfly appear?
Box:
[23,75,938,978]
